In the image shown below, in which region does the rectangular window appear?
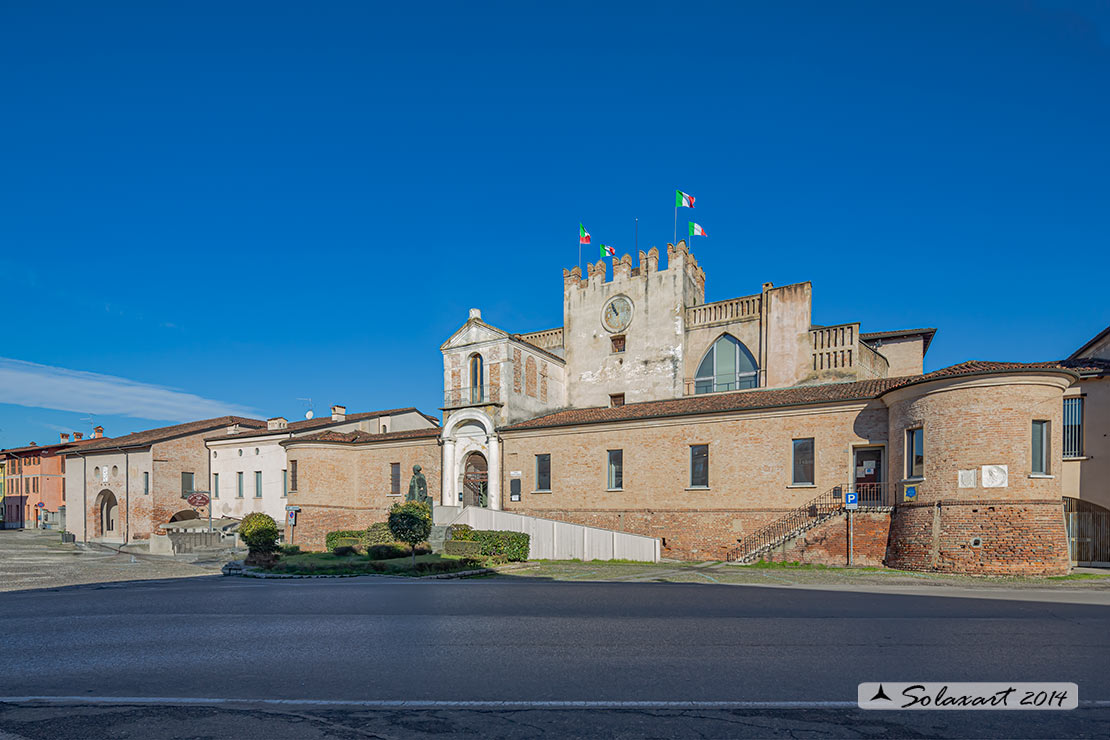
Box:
[281,470,288,498]
[290,460,298,491]
[607,449,623,490]
[609,393,625,407]
[610,335,626,353]
[1063,397,1084,458]
[905,428,924,479]
[181,472,194,497]
[690,444,709,488]
[255,471,263,498]
[237,471,244,498]
[792,438,815,485]
[143,471,150,495]
[535,454,551,492]
[390,463,401,495]
[213,473,220,499]
[1032,420,1049,475]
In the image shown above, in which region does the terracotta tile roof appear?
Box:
[860,327,937,354]
[1,436,112,456]
[503,377,911,431]
[62,416,266,454]
[1059,357,1110,376]
[283,427,441,445]
[504,360,1081,432]
[203,408,438,442]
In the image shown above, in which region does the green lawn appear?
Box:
[267,551,483,577]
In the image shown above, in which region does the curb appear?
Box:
[227,564,498,580]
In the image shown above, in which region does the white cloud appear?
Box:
[0,357,258,422]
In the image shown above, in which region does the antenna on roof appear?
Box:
[297,398,314,420]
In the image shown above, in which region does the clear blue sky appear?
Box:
[1,1,1108,447]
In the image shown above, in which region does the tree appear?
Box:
[239,512,280,567]
[388,501,432,567]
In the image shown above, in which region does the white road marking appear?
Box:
[1,696,1108,709]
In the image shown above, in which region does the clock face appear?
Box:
[602,295,633,333]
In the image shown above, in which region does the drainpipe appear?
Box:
[124,449,130,544]
[81,455,87,544]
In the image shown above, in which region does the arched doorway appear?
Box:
[96,490,118,538]
[462,452,488,508]
[169,510,199,523]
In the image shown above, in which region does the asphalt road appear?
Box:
[0,575,1107,738]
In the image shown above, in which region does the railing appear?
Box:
[518,327,564,350]
[810,323,859,372]
[443,384,500,409]
[682,373,759,396]
[726,482,894,563]
[685,295,761,329]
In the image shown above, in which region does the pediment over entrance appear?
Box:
[440,319,510,351]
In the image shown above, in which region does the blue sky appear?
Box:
[1,1,1108,447]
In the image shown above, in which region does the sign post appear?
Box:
[845,492,858,566]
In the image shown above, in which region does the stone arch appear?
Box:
[442,408,494,440]
[94,489,118,538]
[461,452,489,508]
[169,510,199,523]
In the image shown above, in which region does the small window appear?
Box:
[905,428,924,479]
[238,449,243,457]
[607,450,623,490]
[609,393,625,407]
[535,453,551,491]
[611,335,626,353]
[792,438,815,485]
[290,460,298,491]
[690,444,709,488]
[93,466,100,479]
[213,473,220,499]
[237,471,244,498]
[181,471,195,497]
[281,470,287,498]
[111,465,119,477]
[143,471,150,495]
[1063,397,1084,458]
[1032,420,1050,475]
[254,471,263,498]
[254,448,260,455]
[213,451,218,459]
[390,463,401,495]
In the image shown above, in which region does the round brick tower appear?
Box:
[881,365,1076,576]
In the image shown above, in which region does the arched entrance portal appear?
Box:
[462,452,489,508]
[169,510,200,523]
[96,490,118,538]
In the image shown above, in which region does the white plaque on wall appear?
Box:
[981,465,1009,488]
[510,471,522,477]
[958,469,977,488]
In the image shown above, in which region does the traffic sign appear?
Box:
[845,492,859,510]
[187,492,210,507]
[284,505,301,512]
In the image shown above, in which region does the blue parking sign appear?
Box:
[845,492,859,510]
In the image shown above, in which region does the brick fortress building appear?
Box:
[289,241,1107,575]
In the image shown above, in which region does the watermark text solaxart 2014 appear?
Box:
[858,683,1078,710]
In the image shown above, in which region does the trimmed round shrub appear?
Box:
[388,501,433,567]
[239,513,280,555]
[333,545,359,557]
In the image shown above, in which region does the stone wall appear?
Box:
[284,437,441,550]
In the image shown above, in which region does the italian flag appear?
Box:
[600,244,615,257]
[689,222,707,237]
[579,223,591,245]
[676,190,695,208]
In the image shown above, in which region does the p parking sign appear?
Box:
[845,492,859,510]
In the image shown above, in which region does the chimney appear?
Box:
[762,282,774,292]
[28,442,37,447]
[267,416,288,431]
[60,433,70,443]
[74,432,84,441]
[331,405,347,422]
[226,424,241,434]
[93,425,104,439]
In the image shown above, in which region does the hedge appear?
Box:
[448,525,530,561]
[325,522,416,553]
[325,530,366,552]
[444,539,483,558]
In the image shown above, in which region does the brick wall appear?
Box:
[285,438,441,550]
[767,510,892,567]
[502,401,889,560]
[883,372,1073,575]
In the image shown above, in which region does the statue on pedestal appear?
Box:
[406,464,432,509]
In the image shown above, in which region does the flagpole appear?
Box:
[673,206,677,245]
[634,218,638,252]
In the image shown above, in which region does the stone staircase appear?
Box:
[726,487,846,564]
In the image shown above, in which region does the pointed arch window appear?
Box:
[469,353,484,403]
[695,335,758,394]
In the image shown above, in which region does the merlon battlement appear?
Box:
[562,239,704,291]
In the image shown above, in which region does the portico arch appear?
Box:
[440,409,501,510]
